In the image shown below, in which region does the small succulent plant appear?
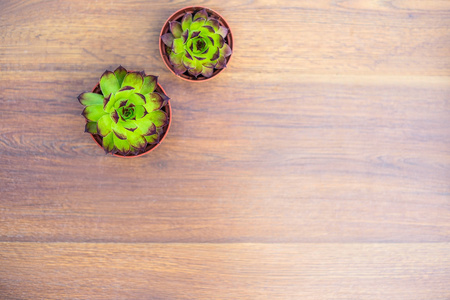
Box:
[161,8,232,78]
[79,66,169,155]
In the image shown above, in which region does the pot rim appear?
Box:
[159,6,233,82]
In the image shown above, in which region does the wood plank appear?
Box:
[1,73,449,242]
[1,0,449,76]
[0,242,449,299]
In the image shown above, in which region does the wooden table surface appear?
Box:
[1,0,449,299]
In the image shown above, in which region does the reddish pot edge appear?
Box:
[88,82,172,158]
[159,6,233,82]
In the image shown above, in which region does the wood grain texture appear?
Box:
[1,0,449,298]
[1,243,449,299]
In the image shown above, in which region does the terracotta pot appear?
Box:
[88,83,172,158]
[159,6,233,82]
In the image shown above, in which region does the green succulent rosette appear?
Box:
[161,8,232,78]
[79,66,169,155]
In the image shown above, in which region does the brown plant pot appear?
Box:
[88,83,172,158]
[159,6,233,82]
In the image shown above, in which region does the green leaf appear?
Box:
[169,21,183,38]
[145,133,160,144]
[140,75,157,95]
[81,105,105,122]
[78,92,103,106]
[114,86,135,102]
[172,38,185,54]
[128,93,146,106]
[181,13,192,31]
[102,132,115,153]
[127,131,147,152]
[146,110,167,127]
[100,71,120,97]
[123,120,138,132]
[97,114,113,137]
[114,66,127,87]
[134,105,148,119]
[169,52,184,66]
[144,93,164,112]
[136,117,157,136]
[103,93,115,113]
[182,53,196,69]
[212,33,224,49]
[122,72,143,90]
[85,122,98,134]
[190,17,206,30]
[161,33,174,47]
[113,135,131,155]
[112,123,129,140]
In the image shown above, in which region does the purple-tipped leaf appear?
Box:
[140,75,157,95]
[181,29,189,44]
[202,26,215,34]
[99,70,120,98]
[102,132,115,153]
[201,66,214,78]
[146,111,167,127]
[122,72,143,90]
[190,17,206,30]
[172,64,187,75]
[85,122,98,134]
[78,92,103,106]
[97,114,113,137]
[210,47,220,61]
[113,66,127,87]
[194,8,208,21]
[81,105,105,122]
[145,133,160,144]
[221,42,232,57]
[111,110,120,124]
[191,31,201,39]
[161,33,174,47]
[181,13,193,31]
[144,93,164,112]
[134,105,148,119]
[205,18,220,31]
[113,136,131,155]
[169,21,183,38]
[215,56,227,69]
[217,26,228,38]
[172,38,185,54]
[169,52,184,66]
[207,36,214,46]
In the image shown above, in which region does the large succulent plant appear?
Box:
[79,66,169,155]
[161,8,232,78]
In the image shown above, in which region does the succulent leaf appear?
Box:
[122,72,144,90]
[102,132,115,153]
[144,93,164,112]
[181,13,193,31]
[140,75,157,95]
[97,114,113,137]
[169,21,183,38]
[129,93,146,106]
[134,105,148,119]
[217,26,228,38]
[145,133,159,144]
[173,38,184,54]
[127,131,147,152]
[191,17,206,30]
[85,122,98,134]
[194,9,208,21]
[78,92,103,106]
[172,64,187,75]
[136,117,157,136]
[146,111,167,127]
[82,105,105,122]
[201,66,214,78]
[113,135,131,155]
[100,71,120,97]
[205,18,220,31]
[114,66,127,87]
[221,42,232,57]
[161,33,175,47]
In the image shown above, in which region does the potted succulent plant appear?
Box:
[160,7,233,81]
[78,66,172,157]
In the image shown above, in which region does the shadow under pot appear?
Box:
[160,6,233,82]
